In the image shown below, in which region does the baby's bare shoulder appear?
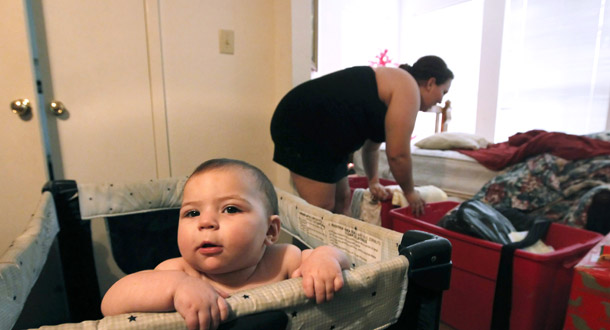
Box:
[155,257,187,271]
[267,243,301,257]
[263,244,302,274]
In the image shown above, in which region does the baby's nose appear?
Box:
[198,211,218,230]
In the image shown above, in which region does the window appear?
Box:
[496,0,610,141]
[316,0,610,142]
[399,0,483,141]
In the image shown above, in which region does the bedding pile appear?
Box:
[471,152,610,229]
[458,130,610,171]
[466,130,610,229]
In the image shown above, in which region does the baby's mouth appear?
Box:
[198,242,223,254]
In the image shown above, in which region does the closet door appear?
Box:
[0,0,49,252]
[34,0,164,183]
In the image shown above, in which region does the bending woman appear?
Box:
[270,55,453,216]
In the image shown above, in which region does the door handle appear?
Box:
[49,100,66,116]
[10,99,31,116]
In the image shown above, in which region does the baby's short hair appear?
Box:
[188,158,279,216]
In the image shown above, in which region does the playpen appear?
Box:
[3,178,452,329]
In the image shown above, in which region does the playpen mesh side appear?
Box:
[34,178,411,329]
[0,192,59,330]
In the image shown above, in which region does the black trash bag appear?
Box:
[437,210,474,236]
[494,207,537,232]
[438,200,516,244]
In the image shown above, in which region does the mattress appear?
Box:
[353,146,501,199]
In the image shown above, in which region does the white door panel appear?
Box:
[0,0,48,253]
[39,0,159,183]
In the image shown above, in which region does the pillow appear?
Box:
[415,132,491,150]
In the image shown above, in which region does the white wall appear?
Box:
[157,0,312,192]
[158,0,279,179]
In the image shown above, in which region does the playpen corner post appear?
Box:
[392,230,452,330]
[43,180,103,323]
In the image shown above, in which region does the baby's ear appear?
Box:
[265,215,281,246]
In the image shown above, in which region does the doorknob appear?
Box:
[49,100,66,116]
[10,99,31,116]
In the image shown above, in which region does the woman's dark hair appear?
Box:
[399,55,454,86]
[188,158,279,216]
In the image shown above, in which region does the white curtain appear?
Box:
[495,0,610,141]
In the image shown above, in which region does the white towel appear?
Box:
[387,185,448,207]
[360,190,382,226]
[349,185,447,226]
[349,188,381,226]
[350,188,365,219]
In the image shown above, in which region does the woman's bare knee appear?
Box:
[290,172,336,212]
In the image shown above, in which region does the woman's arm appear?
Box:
[375,67,425,215]
[361,140,391,201]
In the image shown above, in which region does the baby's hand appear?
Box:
[173,276,229,330]
[291,247,345,304]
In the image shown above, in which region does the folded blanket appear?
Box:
[350,185,447,225]
[387,185,448,207]
[458,130,610,170]
[350,188,382,226]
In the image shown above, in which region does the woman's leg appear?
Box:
[290,171,337,212]
[290,172,352,215]
[334,176,351,216]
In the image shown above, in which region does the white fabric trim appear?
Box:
[77,177,187,219]
[0,192,59,330]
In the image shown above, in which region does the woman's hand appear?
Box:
[405,190,425,217]
[368,182,392,202]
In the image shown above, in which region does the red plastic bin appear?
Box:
[389,202,603,330]
[348,175,397,229]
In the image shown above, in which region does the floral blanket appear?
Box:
[471,131,610,229]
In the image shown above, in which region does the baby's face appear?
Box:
[178,167,271,275]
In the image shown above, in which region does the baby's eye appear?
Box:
[183,210,200,218]
[223,206,242,214]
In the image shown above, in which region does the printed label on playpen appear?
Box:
[297,210,382,263]
[297,210,327,243]
[327,222,382,263]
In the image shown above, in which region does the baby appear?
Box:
[101,158,350,330]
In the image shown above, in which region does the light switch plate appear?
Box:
[219,29,234,54]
